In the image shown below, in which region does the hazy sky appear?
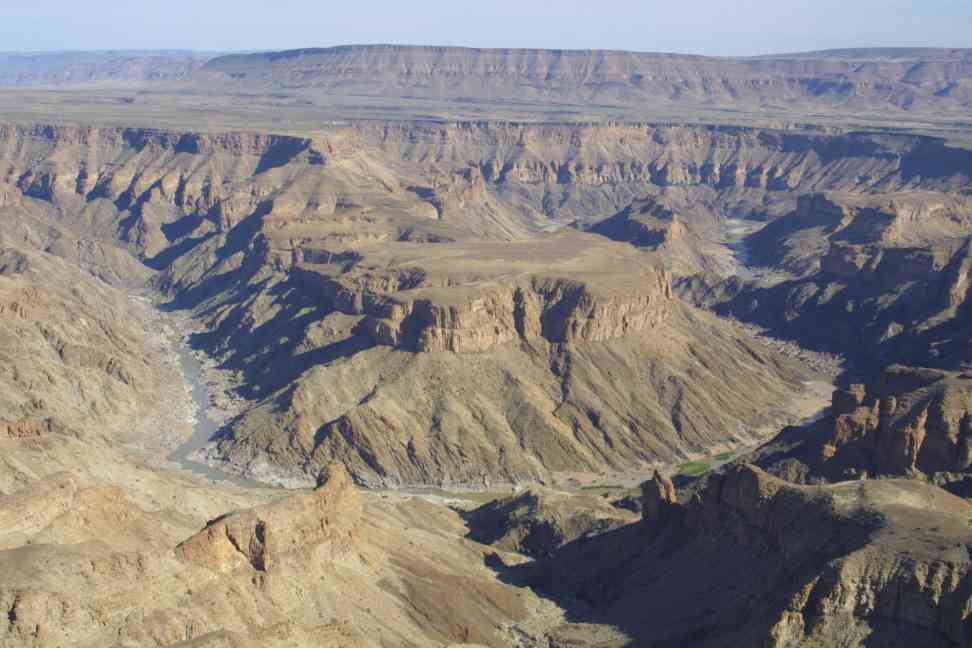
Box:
[1,0,969,56]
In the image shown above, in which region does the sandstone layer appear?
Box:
[751,366,972,488]
[464,486,637,558]
[197,46,972,114]
[0,119,969,487]
[703,191,972,369]
[524,464,972,647]
[2,120,860,486]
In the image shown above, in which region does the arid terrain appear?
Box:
[1,45,971,648]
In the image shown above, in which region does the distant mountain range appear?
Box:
[0,50,217,85]
[2,45,971,113]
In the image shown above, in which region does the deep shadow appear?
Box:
[254,138,314,175]
[185,275,374,401]
[217,201,272,260]
[900,137,972,182]
[483,476,884,647]
[146,233,216,271]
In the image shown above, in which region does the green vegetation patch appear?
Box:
[676,461,712,477]
[714,452,736,462]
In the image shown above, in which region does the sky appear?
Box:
[1,0,969,56]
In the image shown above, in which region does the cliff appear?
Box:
[527,464,972,647]
[290,232,674,353]
[196,45,972,113]
[5,120,968,486]
[752,366,972,491]
[176,464,361,572]
[720,192,972,369]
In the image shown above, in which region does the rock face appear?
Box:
[753,366,972,489]
[0,247,163,445]
[693,188,972,504]
[196,45,972,113]
[746,192,972,273]
[826,373,961,476]
[528,464,972,647]
[176,464,361,572]
[719,192,972,370]
[212,303,810,487]
[3,123,970,243]
[465,486,637,558]
[639,470,678,526]
[0,462,535,647]
[291,233,675,353]
[590,198,688,249]
[1,121,968,486]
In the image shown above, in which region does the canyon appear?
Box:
[0,45,971,648]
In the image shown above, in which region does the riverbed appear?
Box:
[166,344,266,489]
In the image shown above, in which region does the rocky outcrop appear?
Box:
[0,123,356,241]
[640,470,678,526]
[175,464,361,572]
[748,192,972,272]
[0,461,534,648]
[465,486,637,558]
[1,417,65,439]
[700,467,972,648]
[720,192,972,369]
[288,230,676,354]
[529,464,972,647]
[3,122,970,273]
[363,122,972,198]
[589,197,687,249]
[754,367,972,487]
[363,274,672,353]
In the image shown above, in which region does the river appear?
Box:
[165,336,267,489]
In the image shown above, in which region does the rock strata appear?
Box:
[529,465,972,647]
[294,258,674,353]
[465,486,637,558]
[753,366,972,487]
[640,470,678,526]
[176,464,360,572]
[197,45,972,113]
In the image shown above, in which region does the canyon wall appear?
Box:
[719,192,972,369]
[2,120,969,486]
[527,464,972,647]
[197,45,972,113]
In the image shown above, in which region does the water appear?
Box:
[722,218,758,279]
[166,343,266,489]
